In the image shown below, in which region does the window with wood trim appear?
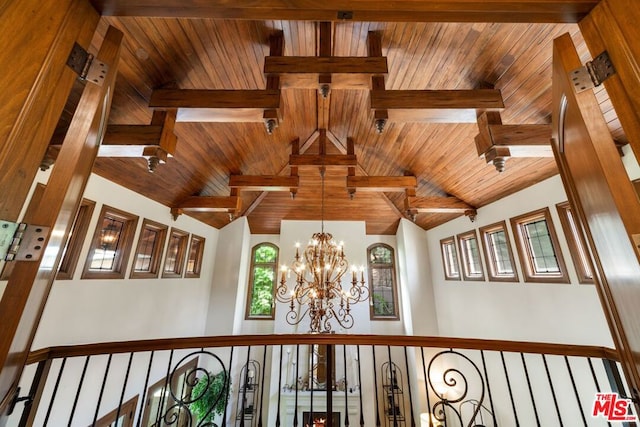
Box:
[440,237,460,280]
[130,219,167,279]
[162,228,189,278]
[556,202,594,284]
[57,198,96,280]
[510,207,569,283]
[246,243,278,319]
[186,234,205,278]
[479,221,519,282]
[82,205,138,279]
[457,230,485,281]
[367,243,399,319]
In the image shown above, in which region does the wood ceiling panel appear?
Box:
[76,18,624,235]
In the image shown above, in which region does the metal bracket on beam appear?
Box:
[66,42,108,86]
[570,50,616,93]
[0,220,49,261]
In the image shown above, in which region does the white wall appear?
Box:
[204,216,251,336]
[4,171,220,427]
[28,172,219,347]
[396,219,439,337]
[427,175,613,347]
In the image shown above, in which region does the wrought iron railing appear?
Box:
[5,335,636,427]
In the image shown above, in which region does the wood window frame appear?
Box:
[140,358,198,427]
[479,221,519,282]
[440,237,461,280]
[57,198,96,280]
[367,243,400,320]
[130,218,168,279]
[162,227,189,278]
[245,242,279,320]
[556,201,595,284]
[93,395,139,427]
[510,207,569,284]
[82,205,138,280]
[185,234,205,278]
[456,230,485,281]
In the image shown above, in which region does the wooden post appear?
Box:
[0,19,123,422]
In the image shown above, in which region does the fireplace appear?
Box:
[302,411,340,427]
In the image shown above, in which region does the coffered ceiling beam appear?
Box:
[346,176,417,192]
[91,1,597,23]
[265,57,388,75]
[228,175,300,191]
[475,111,553,172]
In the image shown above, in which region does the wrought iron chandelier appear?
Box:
[276,167,369,333]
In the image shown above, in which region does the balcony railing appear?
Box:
[5,334,636,426]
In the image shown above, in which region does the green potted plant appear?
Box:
[190,370,231,425]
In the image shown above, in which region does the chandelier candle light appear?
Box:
[276,168,369,333]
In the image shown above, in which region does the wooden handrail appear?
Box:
[26,334,620,365]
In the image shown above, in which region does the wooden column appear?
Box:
[0,16,122,424]
[0,0,99,221]
[579,0,640,162]
[552,32,640,406]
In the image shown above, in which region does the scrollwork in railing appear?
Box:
[159,350,229,427]
[427,350,485,427]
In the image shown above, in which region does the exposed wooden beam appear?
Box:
[91,1,597,23]
[264,32,284,133]
[326,131,407,218]
[173,196,241,212]
[149,89,280,109]
[475,111,553,172]
[290,154,357,167]
[346,176,417,192]
[370,89,504,109]
[241,132,319,217]
[368,31,388,133]
[279,74,371,90]
[405,196,475,213]
[228,175,299,191]
[44,110,178,172]
[265,57,388,75]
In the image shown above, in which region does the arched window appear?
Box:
[367,243,399,320]
[246,243,279,319]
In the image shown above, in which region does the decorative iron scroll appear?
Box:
[427,349,486,427]
[160,350,229,427]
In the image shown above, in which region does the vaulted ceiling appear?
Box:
[67,2,623,234]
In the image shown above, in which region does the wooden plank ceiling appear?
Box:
[67,11,624,235]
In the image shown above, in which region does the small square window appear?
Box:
[556,202,594,284]
[163,228,189,278]
[479,221,519,282]
[82,205,138,279]
[185,235,205,278]
[130,219,167,279]
[440,237,460,280]
[510,207,569,283]
[457,230,485,281]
